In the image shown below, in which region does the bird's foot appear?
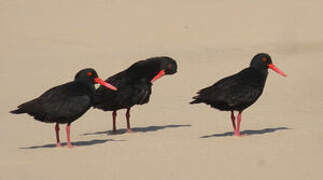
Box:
[67,143,76,149]
[126,129,134,133]
[234,132,247,137]
[56,143,62,147]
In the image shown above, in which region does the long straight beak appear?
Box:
[268,64,287,77]
[94,78,118,91]
[151,70,165,83]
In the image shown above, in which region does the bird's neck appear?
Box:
[251,66,268,76]
[75,80,96,93]
[127,71,154,83]
[252,67,268,87]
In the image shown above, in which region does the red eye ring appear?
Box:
[88,72,92,76]
[262,57,267,62]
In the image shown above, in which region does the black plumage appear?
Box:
[11,68,117,148]
[190,53,286,136]
[94,56,177,133]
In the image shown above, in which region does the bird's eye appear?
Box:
[168,64,172,70]
[87,72,92,76]
[262,57,267,62]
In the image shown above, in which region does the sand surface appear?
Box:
[1,0,323,179]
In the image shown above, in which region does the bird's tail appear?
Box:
[10,108,25,114]
[190,96,201,104]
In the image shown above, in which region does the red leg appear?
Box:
[66,123,73,148]
[55,123,62,147]
[126,108,133,133]
[112,111,117,133]
[235,111,242,136]
[231,111,236,131]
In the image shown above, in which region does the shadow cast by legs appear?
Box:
[82,124,192,136]
[201,127,289,138]
[20,139,120,149]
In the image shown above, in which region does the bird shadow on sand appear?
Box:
[200,127,289,138]
[20,139,123,149]
[82,124,192,136]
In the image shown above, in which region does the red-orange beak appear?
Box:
[151,70,165,83]
[94,78,118,91]
[268,64,287,77]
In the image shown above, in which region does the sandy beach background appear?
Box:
[1,0,323,179]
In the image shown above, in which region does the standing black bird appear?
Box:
[93,56,177,133]
[190,53,286,136]
[10,68,117,148]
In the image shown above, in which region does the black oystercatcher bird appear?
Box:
[93,56,177,133]
[190,53,286,136]
[10,68,117,148]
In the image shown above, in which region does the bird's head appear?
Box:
[250,53,287,77]
[75,68,117,91]
[151,56,177,83]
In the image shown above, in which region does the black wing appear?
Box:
[94,78,152,111]
[191,68,265,111]
[11,82,92,123]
